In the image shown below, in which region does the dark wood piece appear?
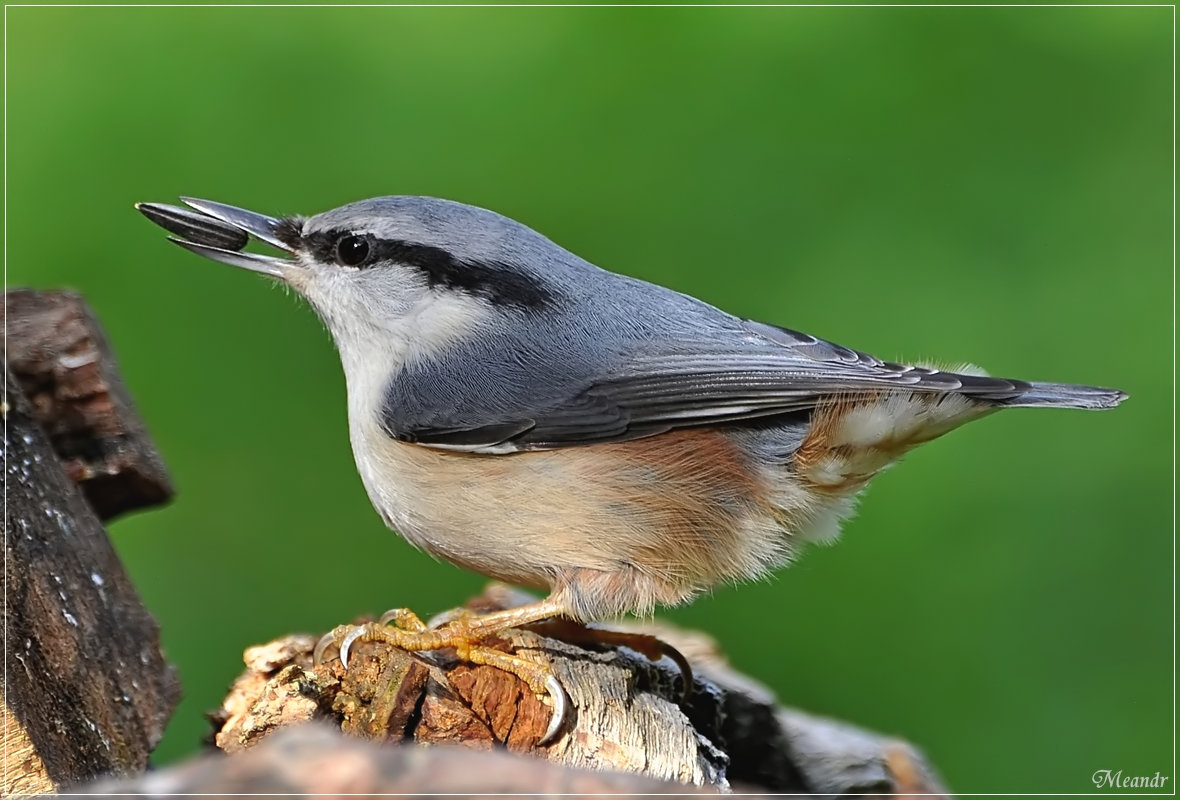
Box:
[3,289,173,520]
[2,363,180,792]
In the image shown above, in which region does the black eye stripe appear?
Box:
[299,229,556,310]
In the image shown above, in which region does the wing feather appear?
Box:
[402,319,1029,452]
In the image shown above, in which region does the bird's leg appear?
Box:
[314,597,569,744]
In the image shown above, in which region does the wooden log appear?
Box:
[79,720,947,796]
[80,723,736,796]
[206,585,948,795]
[2,368,180,791]
[3,289,173,521]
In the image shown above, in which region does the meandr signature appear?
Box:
[1092,769,1170,790]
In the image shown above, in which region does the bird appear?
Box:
[137,195,1127,743]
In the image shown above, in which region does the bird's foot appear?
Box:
[313,599,569,744]
[523,618,695,701]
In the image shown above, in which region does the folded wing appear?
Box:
[393,320,1040,453]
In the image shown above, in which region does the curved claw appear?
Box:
[378,607,428,631]
[378,608,404,626]
[312,631,336,665]
[661,644,695,703]
[313,624,356,665]
[537,673,567,746]
[339,626,367,670]
[424,606,473,629]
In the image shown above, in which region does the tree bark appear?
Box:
[2,290,180,794]
[3,289,173,521]
[205,584,948,795]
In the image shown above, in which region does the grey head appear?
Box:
[291,196,587,319]
[138,196,679,360]
[138,196,1126,455]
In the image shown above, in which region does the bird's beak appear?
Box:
[136,197,296,279]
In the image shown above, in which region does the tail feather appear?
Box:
[1003,382,1128,410]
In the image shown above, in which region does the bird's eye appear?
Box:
[334,235,371,267]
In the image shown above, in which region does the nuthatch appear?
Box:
[138,196,1127,744]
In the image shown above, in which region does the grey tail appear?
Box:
[1002,381,1128,410]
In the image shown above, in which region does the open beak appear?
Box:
[136,197,296,279]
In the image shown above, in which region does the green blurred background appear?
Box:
[5,6,1171,792]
